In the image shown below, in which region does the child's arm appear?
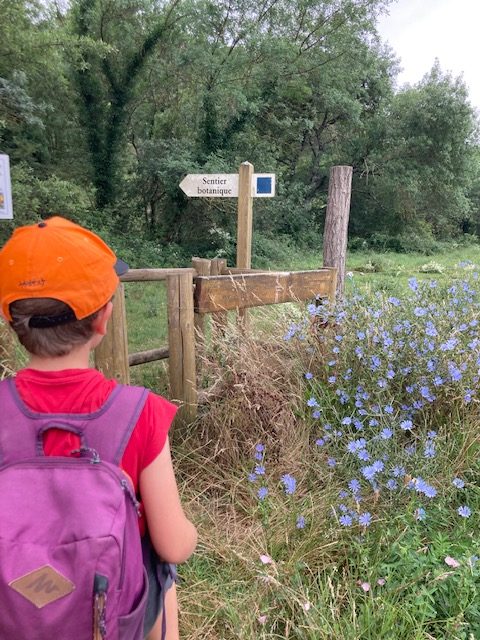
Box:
[140,436,198,564]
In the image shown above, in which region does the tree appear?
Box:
[351,62,479,244]
[69,0,183,208]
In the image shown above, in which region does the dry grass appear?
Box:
[0,320,16,380]
[171,312,349,638]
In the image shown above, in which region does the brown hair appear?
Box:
[9,298,99,358]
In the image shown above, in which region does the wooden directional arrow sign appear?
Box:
[179,173,275,198]
[179,174,238,198]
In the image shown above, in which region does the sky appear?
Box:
[377,0,480,108]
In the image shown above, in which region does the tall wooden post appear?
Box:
[237,162,253,325]
[323,165,353,299]
[94,283,130,383]
[236,162,254,270]
[167,272,197,425]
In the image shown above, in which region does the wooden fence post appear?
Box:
[192,257,211,341]
[167,272,197,424]
[323,165,353,300]
[210,258,228,332]
[94,283,130,384]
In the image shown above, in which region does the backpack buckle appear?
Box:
[70,447,101,464]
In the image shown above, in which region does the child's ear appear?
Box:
[92,301,113,336]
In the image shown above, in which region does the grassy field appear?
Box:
[119,245,480,639]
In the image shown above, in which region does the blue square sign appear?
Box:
[252,173,275,197]
[256,176,272,194]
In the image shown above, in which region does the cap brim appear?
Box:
[114,258,129,276]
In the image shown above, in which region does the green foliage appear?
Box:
[2,1,480,261]
[0,163,94,244]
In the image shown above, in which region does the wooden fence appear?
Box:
[94,260,337,424]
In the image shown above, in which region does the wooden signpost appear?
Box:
[180,163,275,273]
[180,162,275,324]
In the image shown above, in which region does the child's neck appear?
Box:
[28,344,92,372]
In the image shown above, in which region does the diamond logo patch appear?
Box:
[9,565,75,608]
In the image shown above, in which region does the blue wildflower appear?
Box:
[358,512,372,527]
[400,419,413,431]
[415,507,426,521]
[440,338,458,352]
[372,460,384,473]
[380,428,393,440]
[248,473,257,483]
[257,487,268,500]
[255,465,266,476]
[348,479,361,493]
[423,443,436,459]
[281,474,297,495]
[339,514,353,527]
[458,505,472,518]
[452,478,465,489]
[357,449,370,461]
[408,278,418,292]
[307,397,319,407]
[414,307,427,317]
[296,515,306,529]
[305,372,313,380]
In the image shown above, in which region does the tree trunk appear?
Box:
[323,165,353,300]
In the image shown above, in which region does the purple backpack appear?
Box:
[0,378,149,640]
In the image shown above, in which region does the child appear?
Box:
[0,216,197,639]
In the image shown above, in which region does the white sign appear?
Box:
[180,173,276,198]
[0,155,13,219]
[180,174,238,198]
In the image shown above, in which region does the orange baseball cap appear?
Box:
[0,216,128,323]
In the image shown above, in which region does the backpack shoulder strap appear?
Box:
[82,384,149,465]
[0,379,149,467]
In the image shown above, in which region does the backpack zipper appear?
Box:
[93,574,109,640]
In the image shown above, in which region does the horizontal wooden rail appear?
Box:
[128,347,169,366]
[121,268,196,282]
[194,268,336,314]
[221,267,267,275]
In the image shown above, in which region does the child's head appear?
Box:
[0,216,128,357]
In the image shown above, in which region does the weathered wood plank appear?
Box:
[194,269,336,314]
[128,347,169,366]
[210,258,228,331]
[121,268,196,282]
